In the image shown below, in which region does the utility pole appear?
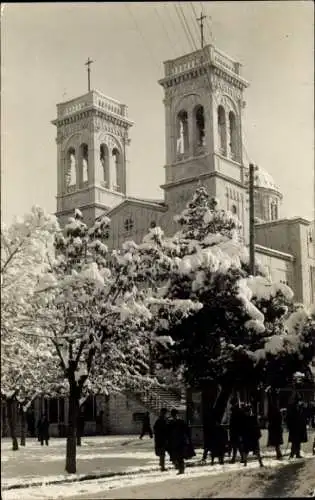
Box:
[85,57,94,92]
[249,163,256,276]
[197,10,207,49]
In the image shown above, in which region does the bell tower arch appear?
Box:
[52,90,133,226]
[159,44,250,240]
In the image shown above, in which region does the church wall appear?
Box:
[164,153,213,185]
[255,220,314,306]
[108,393,159,435]
[107,204,165,250]
[213,153,242,183]
[255,249,294,287]
[214,176,247,242]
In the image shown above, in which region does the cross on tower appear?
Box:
[196,10,207,49]
[85,57,94,92]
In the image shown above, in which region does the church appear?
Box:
[52,43,314,308]
[3,41,314,441]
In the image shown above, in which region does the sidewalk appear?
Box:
[2,430,314,491]
[1,435,160,490]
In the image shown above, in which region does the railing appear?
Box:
[58,91,128,119]
[164,45,241,78]
[126,380,183,415]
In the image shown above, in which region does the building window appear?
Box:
[100,144,110,187]
[111,148,120,191]
[231,204,237,215]
[194,105,205,148]
[176,110,189,156]
[48,398,59,423]
[65,147,76,189]
[228,111,237,160]
[217,106,227,155]
[270,201,278,221]
[83,396,96,422]
[80,143,89,185]
[124,218,134,232]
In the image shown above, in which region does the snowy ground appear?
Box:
[2,431,315,499]
[3,455,315,499]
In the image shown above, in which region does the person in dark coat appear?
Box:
[241,405,264,467]
[153,408,169,471]
[26,410,35,438]
[229,400,245,464]
[168,408,194,474]
[37,414,50,446]
[287,400,308,458]
[267,400,283,459]
[139,411,153,439]
[202,416,228,465]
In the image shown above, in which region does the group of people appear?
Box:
[204,396,313,468]
[143,396,315,474]
[203,401,264,467]
[140,408,195,474]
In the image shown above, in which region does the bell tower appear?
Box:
[52,89,133,226]
[159,44,250,239]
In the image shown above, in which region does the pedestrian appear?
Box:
[241,404,264,467]
[139,411,153,439]
[26,409,35,438]
[267,399,283,460]
[153,408,169,472]
[37,413,50,446]
[229,399,245,464]
[168,408,194,474]
[287,399,308,459]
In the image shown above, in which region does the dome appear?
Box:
[254,167,281,193]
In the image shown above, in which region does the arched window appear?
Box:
[217,106,227,155]
[65,147,76,188]
[80,143,89,184]
[195,105,205,147]
[229,111,237,159]
[270,201,278,220]
[111,148,120,191]
[176,110,189,156]
[100,144,110,187]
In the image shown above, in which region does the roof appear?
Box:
[254,167,281,192]
[105,196,167,218]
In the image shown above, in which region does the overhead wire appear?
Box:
[125,3,254,167]
[200,1,214,44]
[124,3,161,73]
[177,2,199,51]
[163,4,187,58]
[154,5,177,59]
[174,3,197,53]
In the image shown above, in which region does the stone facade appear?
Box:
[53,44,314,308]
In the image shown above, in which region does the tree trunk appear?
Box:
[76,434,81,446]
[7,398,18,451]
[65,383,79,474]
[20,409,26,446]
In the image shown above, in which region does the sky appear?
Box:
[1,1,314,224]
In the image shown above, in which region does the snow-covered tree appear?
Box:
[1,206,59,449]
[32,209,201,473]
[123,187,314,423]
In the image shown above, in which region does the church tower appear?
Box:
[52,88,133,226]
[159,44,249,239]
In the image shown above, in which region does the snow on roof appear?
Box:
[253,167,281,193]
